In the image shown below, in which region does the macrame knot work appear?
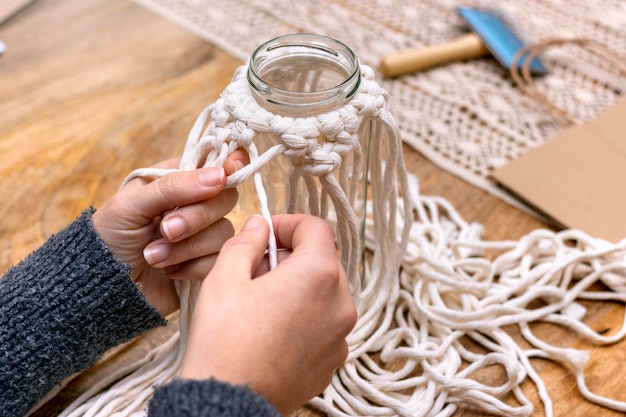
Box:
[60,61,626,417]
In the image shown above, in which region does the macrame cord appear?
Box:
[60,61,626,417]
[59,63,413,416]
[511,38,626,128]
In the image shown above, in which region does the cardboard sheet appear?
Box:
[491,99,626,243]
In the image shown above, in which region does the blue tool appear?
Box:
[380,6,547,77]
[456,7,547,75]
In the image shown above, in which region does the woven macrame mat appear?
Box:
[132,0,626,213]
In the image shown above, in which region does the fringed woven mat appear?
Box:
[133,0,625,214]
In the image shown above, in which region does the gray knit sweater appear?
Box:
[0,209,282,417]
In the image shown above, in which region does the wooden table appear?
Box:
[1,0,624,415]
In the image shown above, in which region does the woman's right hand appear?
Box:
[180,214,357,415]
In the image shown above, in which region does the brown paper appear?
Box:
[491,98,626,243]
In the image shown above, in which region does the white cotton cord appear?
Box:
[319,172,360,291]
[520,322,626,412]
[65,61,626,417]
[63,64,404,415]
[121,168,179,187]
[252,170,278,268]
[315,158,626,417]
[62,333,181,417]
[58,331,179,417]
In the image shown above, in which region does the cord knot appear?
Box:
[303,148,343,176]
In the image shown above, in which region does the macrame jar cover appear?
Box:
[60,35,626,417]
[59,34,413,416]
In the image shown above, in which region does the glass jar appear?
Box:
[247,33,361,116]
[227,33,372,292]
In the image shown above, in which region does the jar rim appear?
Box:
[247,33,361,114]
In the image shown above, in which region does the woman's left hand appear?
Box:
[91,152,248,316]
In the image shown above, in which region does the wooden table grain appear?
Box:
[1,0,624,416]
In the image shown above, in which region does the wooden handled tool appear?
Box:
[380,7,547,78]
[380,33,489,78]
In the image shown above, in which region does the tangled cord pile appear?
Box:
[60,64,626,417]
[316,182,626,416]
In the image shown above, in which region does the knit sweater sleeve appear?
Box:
[0,208,166,417]
[148,379,283,417]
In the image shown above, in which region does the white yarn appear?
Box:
[62,63,626,417]
[309,182,626,416]
[61,64,411,416]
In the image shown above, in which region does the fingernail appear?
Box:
[198,167,225,187]
[143,243,170,265]
[242,214,264,231]
[162,216,186,241]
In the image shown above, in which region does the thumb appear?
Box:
[208,215,270,285]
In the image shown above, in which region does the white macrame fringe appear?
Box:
[61,64,626,417]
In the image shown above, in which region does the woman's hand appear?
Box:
[180,214,357,415]
[91,152,248,316]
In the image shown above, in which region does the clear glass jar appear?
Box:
[247,33,361,116]
[228,33,371,289]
